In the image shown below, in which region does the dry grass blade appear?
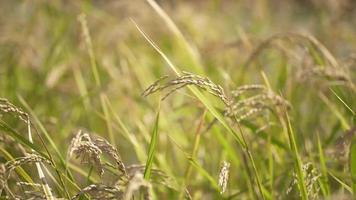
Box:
[142,71,231,106]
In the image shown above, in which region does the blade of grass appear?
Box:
[167,132,220,193]
[188,157,220,191]
[319,92,350,130]
[144,102,160,180]
[235,121,267,200]
[330,88,355,116]
[78,13,116,146]
[183,110,207,182]
[146,0,203,74]
[100,95,116,147]
[284,112,309,200]
[317,132,330,196]
[104,96,147,163]
[78,13,101,87]
[328,171,353,193]
[179,110,207,199]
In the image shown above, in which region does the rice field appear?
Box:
[0,0,355,199]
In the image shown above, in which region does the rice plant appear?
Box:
[0,0,355,200]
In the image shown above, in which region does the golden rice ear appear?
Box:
[68,131,104,176]
[68,130,127,177]
[142,71,232,106]
[0,98,29,123]
[93,137,127,176]
[4,153,52,180]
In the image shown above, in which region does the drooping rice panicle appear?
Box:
[68,130,127,177]
[142,71,232,106]
[4,153,52,180]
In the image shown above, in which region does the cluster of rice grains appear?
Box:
[286,162,322,200]
[0,98,55,200]
[68,130,151,200]
[68,130,127,177]
[68,130,188,200]
[0,154,53,199]
[142,71,290,125]
[142,72,231,106]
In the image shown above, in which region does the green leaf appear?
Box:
[144,104,160,180]
[350,137,356,193]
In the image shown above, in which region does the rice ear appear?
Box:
[68,130,127,177]
[142,71,232,106]
[218,161,230,194]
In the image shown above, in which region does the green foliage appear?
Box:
[0,0,355,199]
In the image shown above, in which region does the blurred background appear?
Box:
[0,0,355,199]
